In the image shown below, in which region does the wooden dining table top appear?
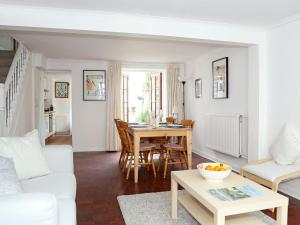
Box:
[128,123,192,130]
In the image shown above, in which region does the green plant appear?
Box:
[137,107,150,123]
[143,73,151,92]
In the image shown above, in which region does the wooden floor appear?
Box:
[47,136,300,225]
[45,134,72,145]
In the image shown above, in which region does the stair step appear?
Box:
[0,58,14,66]
[0,50,15,58]
[0,50,15,83]
[0,66,11,83]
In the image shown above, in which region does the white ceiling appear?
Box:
[1,0,300,27]
[11,31,237,63]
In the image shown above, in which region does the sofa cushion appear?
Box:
[0,157,23,195]
[270,124,300,165]
[43,145,74,173]
[58,199,76,225]
[0,193,58,225]
[0,130,51,180]
[244,160,300,182]
[21,173,76,200]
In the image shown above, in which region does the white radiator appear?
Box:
[204,114,247,158]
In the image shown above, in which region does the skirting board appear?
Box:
[192,149,300,200]
[73,147,107,152]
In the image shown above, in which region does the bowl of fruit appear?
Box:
[197,162,231,183]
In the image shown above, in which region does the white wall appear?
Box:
[263,19,300,199]
[185,47,249,170]
[46,59,108,152]
[265,19,300,153]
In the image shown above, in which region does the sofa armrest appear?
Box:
[0,193,58,225]
[43,145,74,173]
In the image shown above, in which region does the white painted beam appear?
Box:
[0,4,266,45]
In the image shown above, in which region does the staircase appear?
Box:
[0,51,15,83]
[0,43,30,136]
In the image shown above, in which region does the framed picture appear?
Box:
[212,57,228,99]
[83,70,106,101]
[195,78,202,98]
[55,82,69,98]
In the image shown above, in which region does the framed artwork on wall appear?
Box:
[212,57,228,99]
[83,70,106,101]
[55,82,69,98]
[195,78,202,98]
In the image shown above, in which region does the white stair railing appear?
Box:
[0,43,30,136]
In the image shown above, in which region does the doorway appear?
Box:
[42,72,72,144]
[121,68,166,123]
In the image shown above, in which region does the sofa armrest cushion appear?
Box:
[0,193,58,225]
[43,145,74,173]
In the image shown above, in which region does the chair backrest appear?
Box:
[179,119,194,146]
[181,119,194,128]
[114,118,123,145]
[166,117,175,123]
[118,120,133,152]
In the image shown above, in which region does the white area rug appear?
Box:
[117,191,276,225]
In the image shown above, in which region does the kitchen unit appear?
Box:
[44,110,56,139]
[43,75,56,139]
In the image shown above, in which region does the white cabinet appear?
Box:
[44,112,56,139]
[44,114,50,138]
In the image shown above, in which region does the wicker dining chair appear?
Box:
[114,119,125,168]
[161,119,194,178]
[118,120,157,180]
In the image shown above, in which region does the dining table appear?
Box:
[127,124,193,183]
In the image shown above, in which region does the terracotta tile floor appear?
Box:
[74,152,300,225]
[47,136,300,225]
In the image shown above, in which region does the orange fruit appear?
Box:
[205,165,213,171]
[213,166,220,171]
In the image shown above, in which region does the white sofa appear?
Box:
[0,145,77,225]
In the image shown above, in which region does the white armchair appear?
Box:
[241,158,300,192]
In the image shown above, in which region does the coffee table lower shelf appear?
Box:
[178,194,271,225]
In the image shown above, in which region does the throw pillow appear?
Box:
[0,130,51,180]
[270,124,300,165]
[0,156,23,195]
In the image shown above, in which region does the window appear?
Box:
[150,72,162,118]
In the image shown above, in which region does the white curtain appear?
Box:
[106,63,122,151]
[167,64,183,122]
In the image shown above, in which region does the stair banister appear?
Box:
[0,43,29,136]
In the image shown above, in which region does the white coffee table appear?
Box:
[171,170,289,225]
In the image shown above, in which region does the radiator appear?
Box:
[204,114,247,158]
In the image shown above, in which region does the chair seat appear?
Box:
[243,160,300,182]
[163,143,185,150]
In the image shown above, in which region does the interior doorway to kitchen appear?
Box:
[43,72,72,143]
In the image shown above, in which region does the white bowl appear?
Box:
[197,163,231,183]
